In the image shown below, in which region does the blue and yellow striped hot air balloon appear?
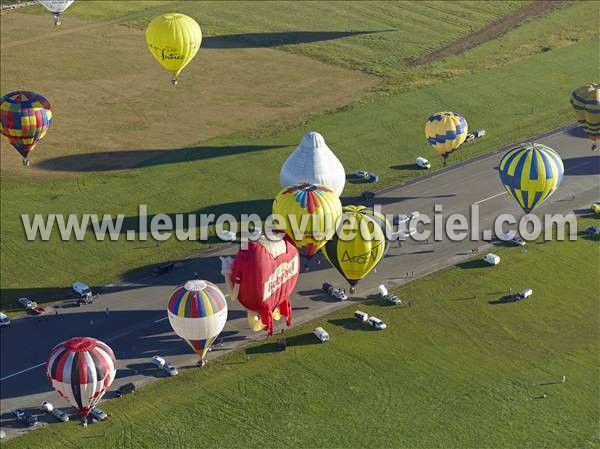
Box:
[0,91,52,166]
[167,280,228,364]
[498,143,564,214]
[570,83,600,151]
[425,111,468,164]
[321,205,389,293]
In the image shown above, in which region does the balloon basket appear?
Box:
[22,158,30,167]
[171,76,178,86]
[592,143,598,152]
[349,286,356,294]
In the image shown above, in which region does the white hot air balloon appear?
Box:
[39,0,74,25]
[280,131,346,197]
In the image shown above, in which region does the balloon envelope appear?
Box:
[1,91,52,162]
[498,143,564,213]
[229,234,299,335]
[272,183,342,257]
[571,83,600,145]
[46,337,116,417]
[167,280,228,360]
[145,13,202,83]
[322,205,387,288]
[280,132,346,196]
[425,111,468,157]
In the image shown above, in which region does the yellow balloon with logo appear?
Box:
[321,205,387,293]
[145,13,202,85]
[272,183,342,259]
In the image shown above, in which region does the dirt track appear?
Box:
[405,0,569,66]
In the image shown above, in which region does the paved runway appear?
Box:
[1,125,598,438]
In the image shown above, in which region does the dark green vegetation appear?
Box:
[6,215,599,448]
[1,1,598,310]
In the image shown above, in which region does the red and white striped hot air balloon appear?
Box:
[46,337,116,419]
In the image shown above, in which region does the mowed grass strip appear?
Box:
[6,216,599,449]
[1,37,596,310]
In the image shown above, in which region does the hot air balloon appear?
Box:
[221,233,299,335]
[425,111,468,165]
[39,0,74,26]
[167,279,228,366]
[46,337,116,423]
[145,13,202,85]
[280,132,346,197]
[1,91,52,166]
[322,205,388,293]
[272,183,342,259]
[498,143,564,214]
[571,83,600,151]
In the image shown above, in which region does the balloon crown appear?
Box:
[184,279,208,291]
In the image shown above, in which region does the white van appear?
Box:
[367,316,387,330]
[483,253,500,265]
[354,311,369,322]
[73,281,93,301]
[0,312,10,327]
[377,284,389,297]
[313,327,330,343]
[519,288,533,299]
[416,157,431,169]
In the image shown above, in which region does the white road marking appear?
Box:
[473,191,507,205]
[0,362,45,382]
[153,316,168,323]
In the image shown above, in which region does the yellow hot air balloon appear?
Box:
[570,83,600,151]
[425,111,468,165]
[145,13,202,85]
[272,183,342,259]
[321,205,387,293]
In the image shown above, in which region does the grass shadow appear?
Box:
[456,259,488,269]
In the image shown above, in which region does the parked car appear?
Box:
[355,170,369,180]
[361,191,375,201]
[322,283,348,301]
[377,284,401,305]
[465,133,475,143]
[73,281,93,301]
[367,316,387,330]
[153,262,175,276]
[416,156,431,169]
[51,409,69,422]
[474,129,486,138]
[501,288,533,303]
[313,327,330,343]
[483,253,500,265]
[500,231,526,246]
[41,401,53,413]
[18,297,37,310]
[151,355,165,369]
[116,382,136,397]
[0,312,10,327]
[354,310,369,322]
[367,173,380,183]
[12,409,37,427]
[89,407,107,421]
[217,230,236,241]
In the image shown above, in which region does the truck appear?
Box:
[322,283,348,301]
[73,281,93,304]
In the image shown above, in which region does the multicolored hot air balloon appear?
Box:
[425,111,468,164]
[145,13,202,85]
[1,91,52,166]
[167,280,228,365]
[571,83,600,151]
[322,205,388,293]
[280,132,346,197]
[46,337,116,421]
[272,183,342,258]
[498,143,564,214]
[221,233,299,335]
[39,0,74,26]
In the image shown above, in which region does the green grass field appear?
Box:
[1,1,598,309]
[6,216,598,449]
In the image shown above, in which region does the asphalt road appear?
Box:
[1,125,598,439]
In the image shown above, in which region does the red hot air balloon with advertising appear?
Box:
[221,233,299,335]
[46,337,116,423]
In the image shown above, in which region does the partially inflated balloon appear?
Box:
[425,111,468,162]
[280,132,346,197]
[499,143,564,214]
[167,280,228,362]
[39,0,74,25]
[146,13,202,84]
[1,91,52,166]
[46,337,116,418]
[322,205,387,292]
[272,183,342,257]
[571,83,600,150]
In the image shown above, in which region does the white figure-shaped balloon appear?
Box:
[39,0,74,26]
